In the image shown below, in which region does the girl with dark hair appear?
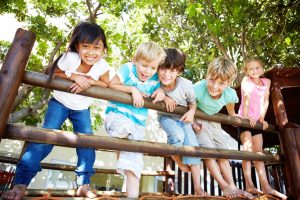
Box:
[2,21,110,200]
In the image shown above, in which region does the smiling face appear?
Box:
[244,61,264,79]
[206,75,230,99]
[134,59,161,82]
[158,67,180,89]
[76,39,105,67]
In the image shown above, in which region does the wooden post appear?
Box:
[270,68,300,199]
[0,29,35,140]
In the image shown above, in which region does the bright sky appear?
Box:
[0,14,25,42]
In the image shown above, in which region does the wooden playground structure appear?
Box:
[0,29,299,199]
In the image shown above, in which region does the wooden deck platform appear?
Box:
[0,190,281,200]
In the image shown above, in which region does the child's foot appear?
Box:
[222,186,240,198]
[195,188,208,196]
[76,184,97,198]
[1,184,27,200]
[245,186,263,195]
[235,188,254,199]
[177,163,191,173]
[263,188,287,200]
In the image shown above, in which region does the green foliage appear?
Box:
[1,0,299,127]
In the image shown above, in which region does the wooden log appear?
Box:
[0,155,174,176]
[22,71,277,133]
[269,68,299,199]
[3,124,279,162]
[0,29,35,140]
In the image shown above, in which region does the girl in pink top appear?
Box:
[238,58,286,199]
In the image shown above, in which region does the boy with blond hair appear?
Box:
[193,56,253,199]
[104,41,166,198]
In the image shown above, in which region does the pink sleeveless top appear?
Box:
[238,76,269,120]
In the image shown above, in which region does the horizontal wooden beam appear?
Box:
[22,71,278,133]
[16,189,278,199]
[4,124,279,161]
[0,155,174,176]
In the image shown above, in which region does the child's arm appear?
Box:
[163,96,177,112]
[259,79,271,130]
[92,71,110,88]
[151,88,166,104]
[109,74,145,108]
[240,77,256,127]
[180,103,197,123]
[225,103,238,117]
[54,68,94,94]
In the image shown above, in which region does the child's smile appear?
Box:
[206,76,229,99]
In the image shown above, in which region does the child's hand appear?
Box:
[180,109,195,123]
[151,88,166,104]
[70,83,84,94]
[248,118,256,127]
[164,96,177,112]
[192,122,202,134]
[73,74,94,89]
[259,119,269,130]
[131,86,145,108]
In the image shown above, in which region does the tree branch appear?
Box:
[9,89,51,123]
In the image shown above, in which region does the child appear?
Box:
[104,41,166,198]
[157,48,207,196]
[193,56,253,199]
[2,22,110,200]
[238,58,287,199]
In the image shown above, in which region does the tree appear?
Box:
[1,0,299,127]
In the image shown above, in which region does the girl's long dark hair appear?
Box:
[45,21,108,82]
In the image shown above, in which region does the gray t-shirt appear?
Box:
[159,77,196,119]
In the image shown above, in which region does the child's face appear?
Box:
[206,75,230,99]
[158,67,180,88]
[77,40,105,67]
[245,61,264,79]
[135,59,161,82]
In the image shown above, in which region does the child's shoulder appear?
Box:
[178,77,193,86]
[261,77,271,86]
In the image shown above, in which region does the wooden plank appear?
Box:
[3,124,279,161]
[22,71,278,134]
[0,29,35,140]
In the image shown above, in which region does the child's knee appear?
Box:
[168,133,184,146]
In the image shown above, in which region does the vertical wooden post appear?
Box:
[0,29,35,140]
[270,68,300,199]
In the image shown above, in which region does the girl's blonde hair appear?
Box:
[207,56,237,83]
[242,57,264,74]
[133,41,166,64]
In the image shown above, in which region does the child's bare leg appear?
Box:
[218,159,253,199]
[240,131,262,194]
[190,164,207,196]
[125,170,139,198]
[252,135,287,199]
[1,184,27,200]
[76,184,97,198]
[172,155,191,172]
[204,159,239,198]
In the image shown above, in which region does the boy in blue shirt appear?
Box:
[193,56,253,199]
[104,42,166,198]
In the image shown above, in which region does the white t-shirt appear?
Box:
[53,52,110,110]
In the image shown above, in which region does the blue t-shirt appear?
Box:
[194,80,238,115]
[106,62,160,126]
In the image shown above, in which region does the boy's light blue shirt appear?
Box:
[105,62,160,127]
[194,80,239,115]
